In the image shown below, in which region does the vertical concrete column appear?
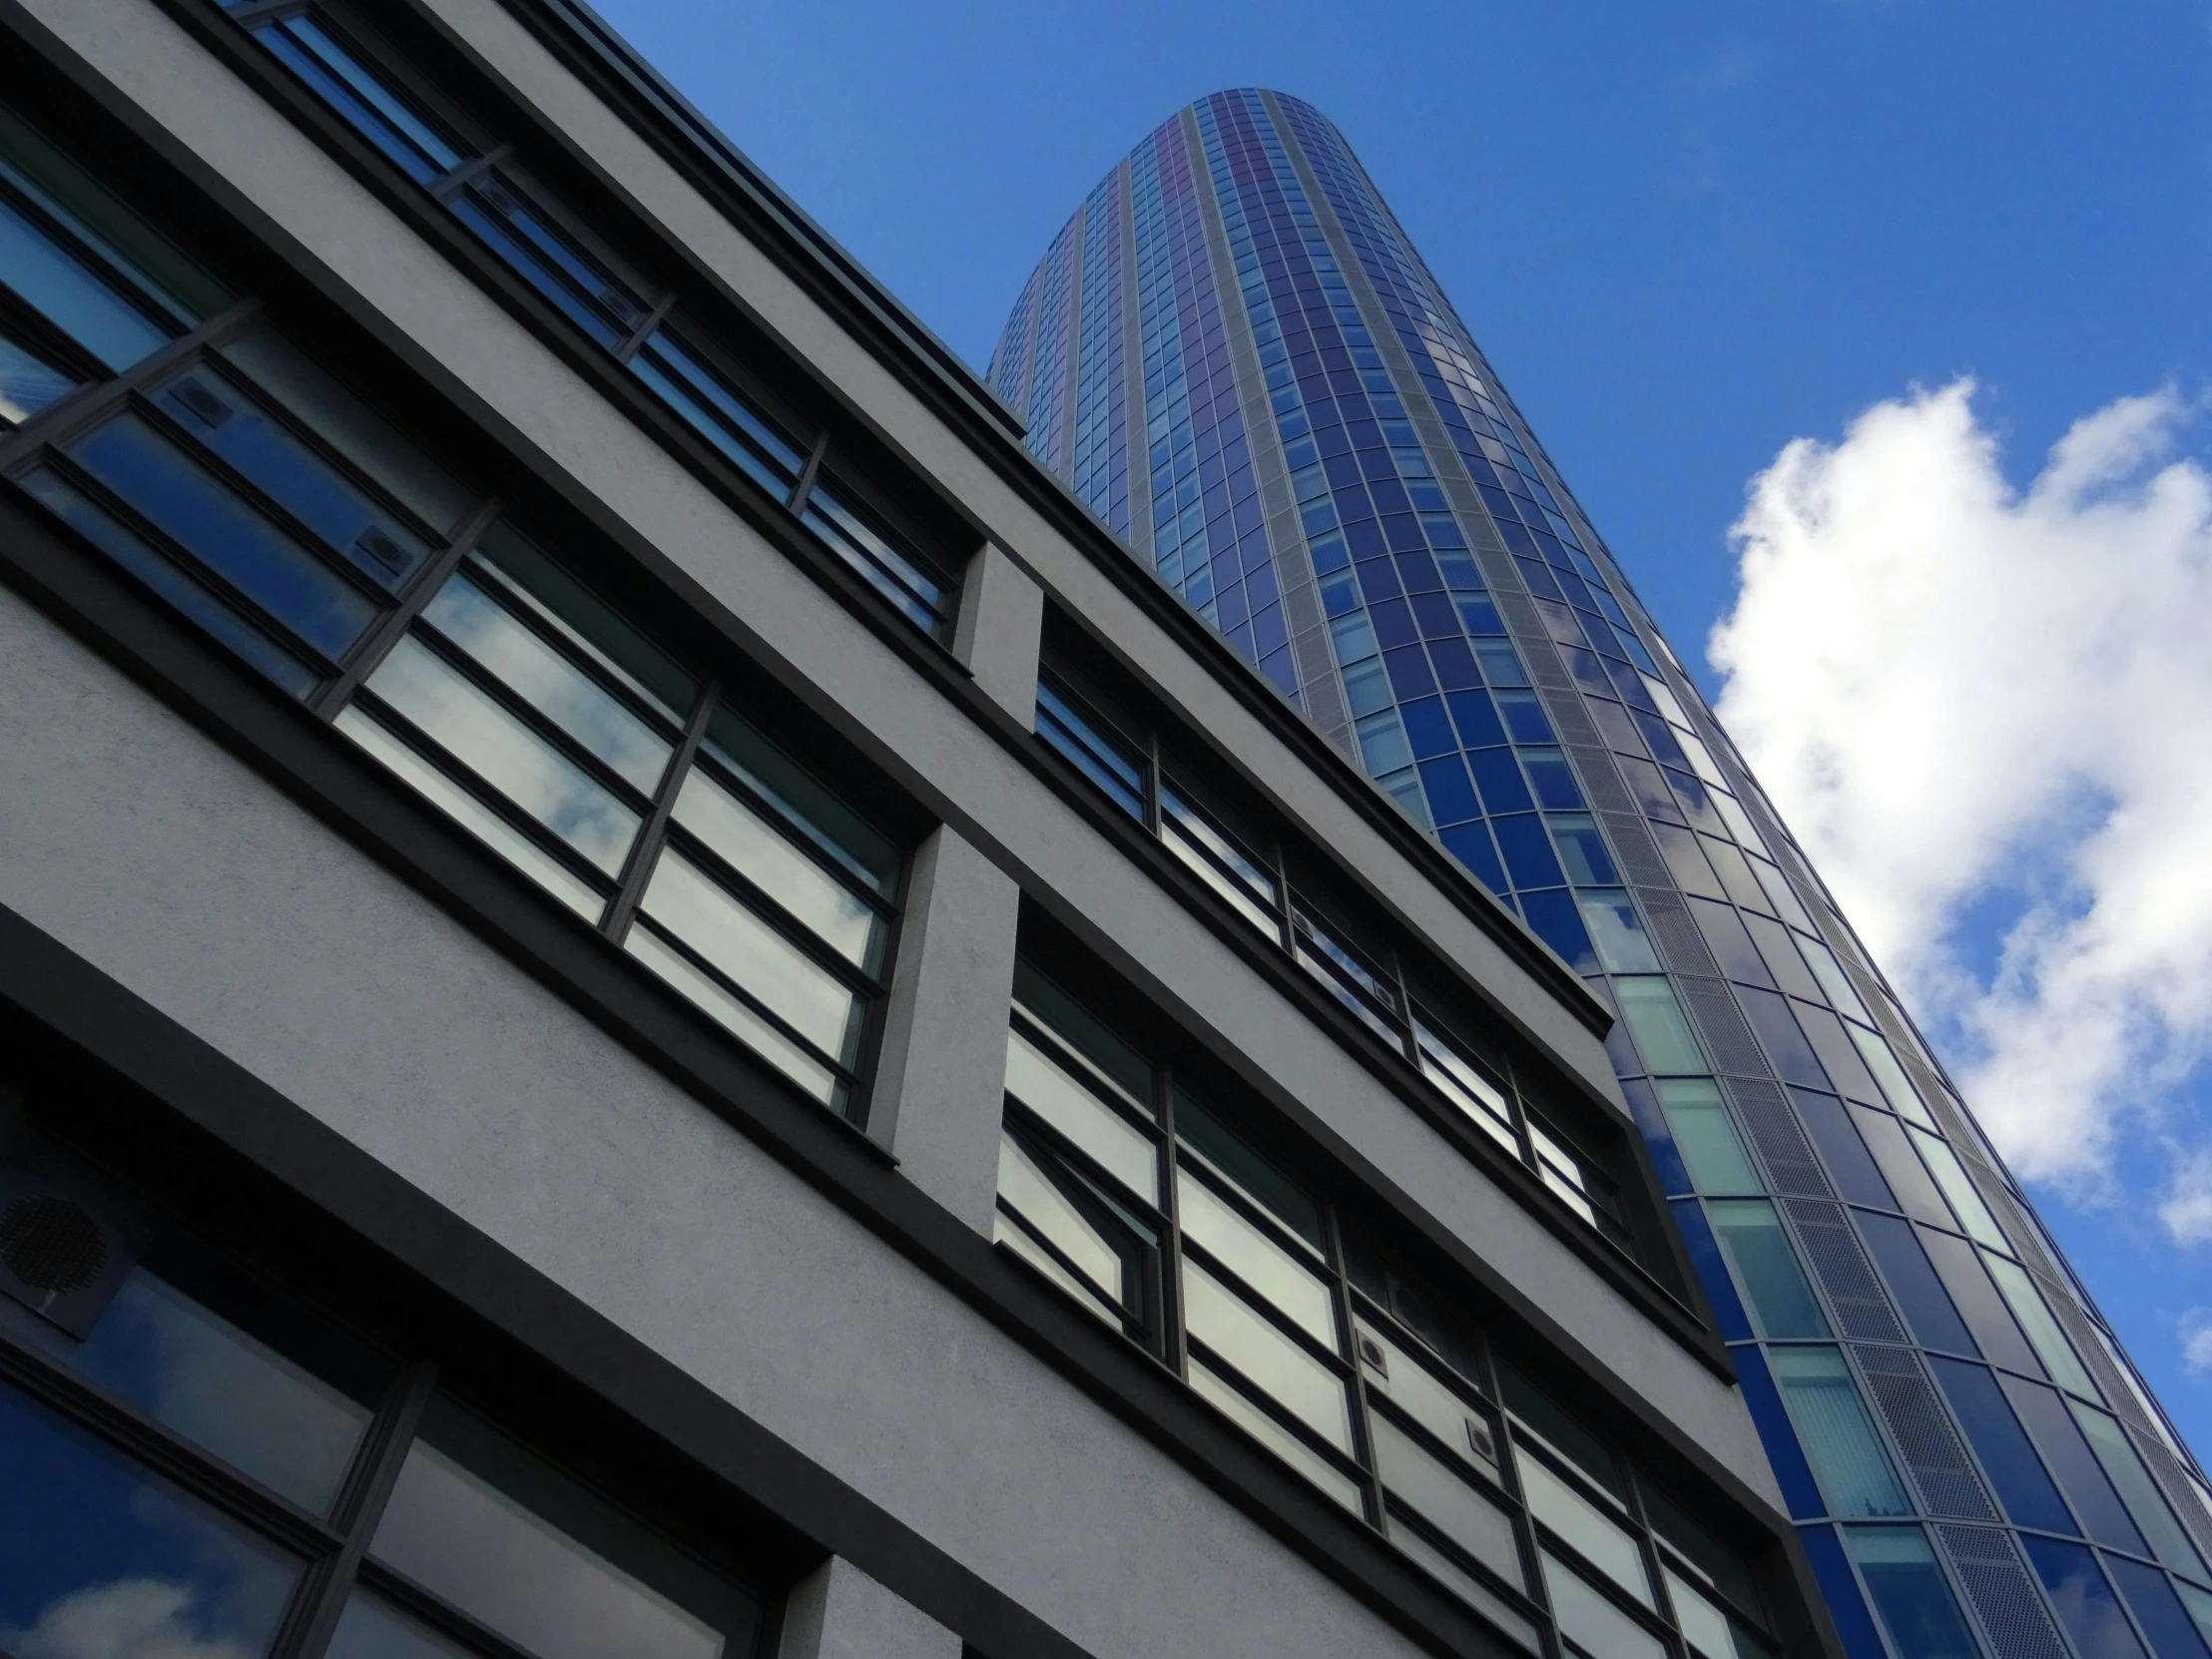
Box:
[952,542,1044,726]
[778,1557,960,1659]
[868,822,1020,1232]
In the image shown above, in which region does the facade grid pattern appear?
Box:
[995,87,2212,1659]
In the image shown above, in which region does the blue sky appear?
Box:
[585,0,2212,1450]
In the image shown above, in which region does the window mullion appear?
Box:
[601,677,718,942]
[612,288,678,364]
[1383,947,1419,1069]
[1144,730,1164,838]
[311,493,503,718]
[1273,848,1296,957]
[276,1359,437,1659]
[425,144,514,205]
[1323,1203,1383,1527]
[786,430,830,512]
[0,298,263,467]
[1157,1064,1185,1372]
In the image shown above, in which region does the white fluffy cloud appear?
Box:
[7,1579,253,1659]
[2184,1311,2212,1381]
[1708,379,2212,1227]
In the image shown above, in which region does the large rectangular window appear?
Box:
[0,1129,766,1659]
[212,0,966,640]
[989,953,1777,1659]
[1034,636,1639,1257]
[0,107,906,1118]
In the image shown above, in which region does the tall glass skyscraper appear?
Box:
[992,89,2212,1659]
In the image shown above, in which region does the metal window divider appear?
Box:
[610,288,679,366]
[786,430,830,514]
[601,678,719,943]
[0,299,265,471]
[272,1359,438,1659]
[425,145,514,207]
[1322,1203,1384,1528]
[1155,1062,1187,1372]
[310,493,504,718]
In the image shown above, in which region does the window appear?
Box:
[1034,635,1639,1256]
[989,957,1776,1659]
[0,1133,765,1659]
[1768,1348,1910,1518]
[0,109,905,1118]
[1845,1526,1979,1659]
[214,0,965,639]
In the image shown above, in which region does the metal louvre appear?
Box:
[1936,1525,2070,1659]
[1638,894,1720,979]
[1674,975,1772,1079]
[1722,1077,1833,1198]
[1596,811,1671,889]
[2134,1431,2212,1562]
[1783,1199,1907,1344]
[1564,745,1638,816]
[1854,1348,1997,1521]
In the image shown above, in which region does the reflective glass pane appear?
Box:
[1655,1080,1760,1193]
[21,467,319,696]
[630,329,807,497]
[697,705,895,898]
[1176,1173,1334,1345]
[0,327,75,425]
[992,1208,1119,1327]
[2070,1400,2207,1578]
[0,196,167,370]
[674,771,878,970]
[1853,1027,1935,1128]
[1371,1412,1520,1585]
[1770,1348,1910,1517]
[264,18,464,183]
[328,1590,473,1659]
[801,482,947,636]
[1517,1447,1650,1604]
[0,1380,299,1659]
[2104,1554,2211,1659]
[1035,681,1146,820]
[1709,1200,1829,1339]
[68,414,379,660]
[1542,1553,1665,1659]
[1181,1259,1351,1453]
[222,323,473,535]
[1982,1251,2098,1398]
[637,851,858,1063]
[1641,1479,1769,1632]
[1384,1516,1541,1652]
[624,926,837,1105]
[474,528,698,730]
[1668,1568,1746,1659]
[421,575,672,794]
[996,1132,1126,1308]
[1414,1022,1518,1151]
[1913,1129,2009,1251]
[1002,1028,1156,1197]
[1358,1321,1495,1471]
[1173,1093,1326,1254]
[365,635,640,874]
[1613,977,1705,1074]
[1846,1526,1979,1659]
[6,1250,383,1515]
[2021,1534,2151,1659]
[1187,1357,1363,1512]
[1161,784,1278,915]
[336,706,606,919]
[370,1396,760,1659]
[1497,1362,1625,1500]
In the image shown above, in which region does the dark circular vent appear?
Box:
[0,1196,106,1294]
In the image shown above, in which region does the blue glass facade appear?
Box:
[992,89,2212,1659]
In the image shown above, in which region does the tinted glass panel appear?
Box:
[1927,1358,2075,1532]
[0,1380,299,1659]
[370,1395,760,1659]
[2023,1535,2152,1659]
[1181,1259,1351,1453]
[1177,1172,1334,1345]
[1371,1411,1519,1584]
[1771,1348,1909,1517]
[0,195,168,370]
[1003,1027,1156,1196]
[1518,1448,1650,1604]
[1709,1200,1828,1339]
[1657,1080,1759,1193]
[1845,1525,1978,1659]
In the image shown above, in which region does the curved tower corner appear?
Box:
[992,86,2212,1659]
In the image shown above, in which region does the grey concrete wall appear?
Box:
[17,0,1779,1510]
[866,825,1020,1230]
[780,1558,959,1659]
[0,586,1432,1659]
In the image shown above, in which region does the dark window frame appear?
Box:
[992,945,1786,1659]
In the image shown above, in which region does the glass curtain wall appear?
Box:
[990,88,2212,1659]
